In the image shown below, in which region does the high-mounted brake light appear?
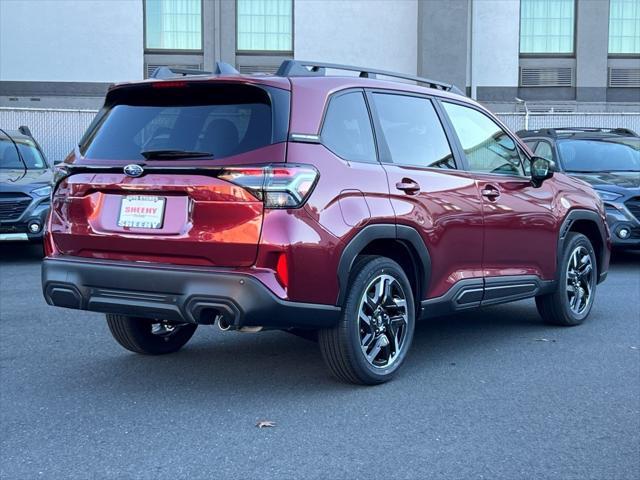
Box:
[217,164,319,209]
[151,81,188,88]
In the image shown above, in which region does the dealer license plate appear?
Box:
[117,195,166,229]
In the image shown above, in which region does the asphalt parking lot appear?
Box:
[1,244,639,480]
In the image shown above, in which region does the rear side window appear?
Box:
[372,93,455,169]
[443,102,525,176]
[321,91,377,163]
[81,83,288,161]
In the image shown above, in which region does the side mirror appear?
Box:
[530,156,555,187]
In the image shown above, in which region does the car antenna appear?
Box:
[0,127,28,182]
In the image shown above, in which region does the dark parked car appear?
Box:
[0,127,51,242]
[518,127,640,248]
[42,61,610,385]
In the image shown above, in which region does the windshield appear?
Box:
[558,138,640,172]
[81,83,286,161]
[0,136,47,169]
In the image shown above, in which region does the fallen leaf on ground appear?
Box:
[256,420,276,429]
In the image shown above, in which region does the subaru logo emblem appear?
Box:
[124,164,144,177]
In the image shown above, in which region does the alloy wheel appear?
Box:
[358,274,410,368]
[566,245,594,315]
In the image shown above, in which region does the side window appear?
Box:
[534,141,554,161]
[321,91,377,163]
[443,102,525,176]
[372,93,455,169]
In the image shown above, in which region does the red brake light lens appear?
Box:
[275,253,289,288]
[217,164,319,209]
[151,81,188,88]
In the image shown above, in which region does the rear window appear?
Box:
[80,83,289,161]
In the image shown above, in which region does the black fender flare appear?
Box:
[557,209,608,283]
[336,224,432,306]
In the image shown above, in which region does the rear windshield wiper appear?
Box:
[140,149,213,160]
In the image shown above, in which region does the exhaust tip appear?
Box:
[218,316,232,331]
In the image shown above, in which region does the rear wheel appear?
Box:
[106,314,197,355]
[319,256,415,385]
[536,233,597,326]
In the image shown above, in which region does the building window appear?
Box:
[609,0,640,54]
[145,0,202,51]
[237,0,293,52]
[520,0,575,54]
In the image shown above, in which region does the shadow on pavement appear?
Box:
[0,241,44,263]
[70,300,547,396]
[610,247,640,265]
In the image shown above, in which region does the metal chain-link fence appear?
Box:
[1,107,639,162]
[0,108,98,162]
[497,112,640,134]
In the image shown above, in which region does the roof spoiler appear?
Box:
[150,62,239,79]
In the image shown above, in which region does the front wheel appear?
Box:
[319,256,415,385]
[536,232,597,326]
[106,314,197,355]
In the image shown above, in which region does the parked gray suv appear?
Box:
[0,127,51,242]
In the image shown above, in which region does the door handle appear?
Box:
[396,179,420,195]
[481,185,500,199]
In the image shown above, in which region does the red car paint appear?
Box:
[45,74,610,310]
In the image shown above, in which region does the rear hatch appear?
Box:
[50,79,290,266]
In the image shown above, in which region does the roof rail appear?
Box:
[275,60,465,95]
[517,127,638,138]
[612,128,638,136]
[553,127,638,137]
[214,62,240,75]
[516,128,558,137]
[150,62,238,79]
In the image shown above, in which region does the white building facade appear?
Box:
[1,0,638,111]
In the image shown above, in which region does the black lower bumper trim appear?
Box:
[42,257,341,329]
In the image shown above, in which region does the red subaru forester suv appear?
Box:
[42,61,610,385]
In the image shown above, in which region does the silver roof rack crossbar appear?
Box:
[275,60,465,95]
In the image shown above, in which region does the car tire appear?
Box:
[106,314,197,355]
[536,232,598,326]
[319,256,415,385]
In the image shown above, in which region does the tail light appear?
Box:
[218,164,319,209]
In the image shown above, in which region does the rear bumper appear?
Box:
[42,257,340,329]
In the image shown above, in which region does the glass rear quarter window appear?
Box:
[321,91,377,163]
[373,93,455,169]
